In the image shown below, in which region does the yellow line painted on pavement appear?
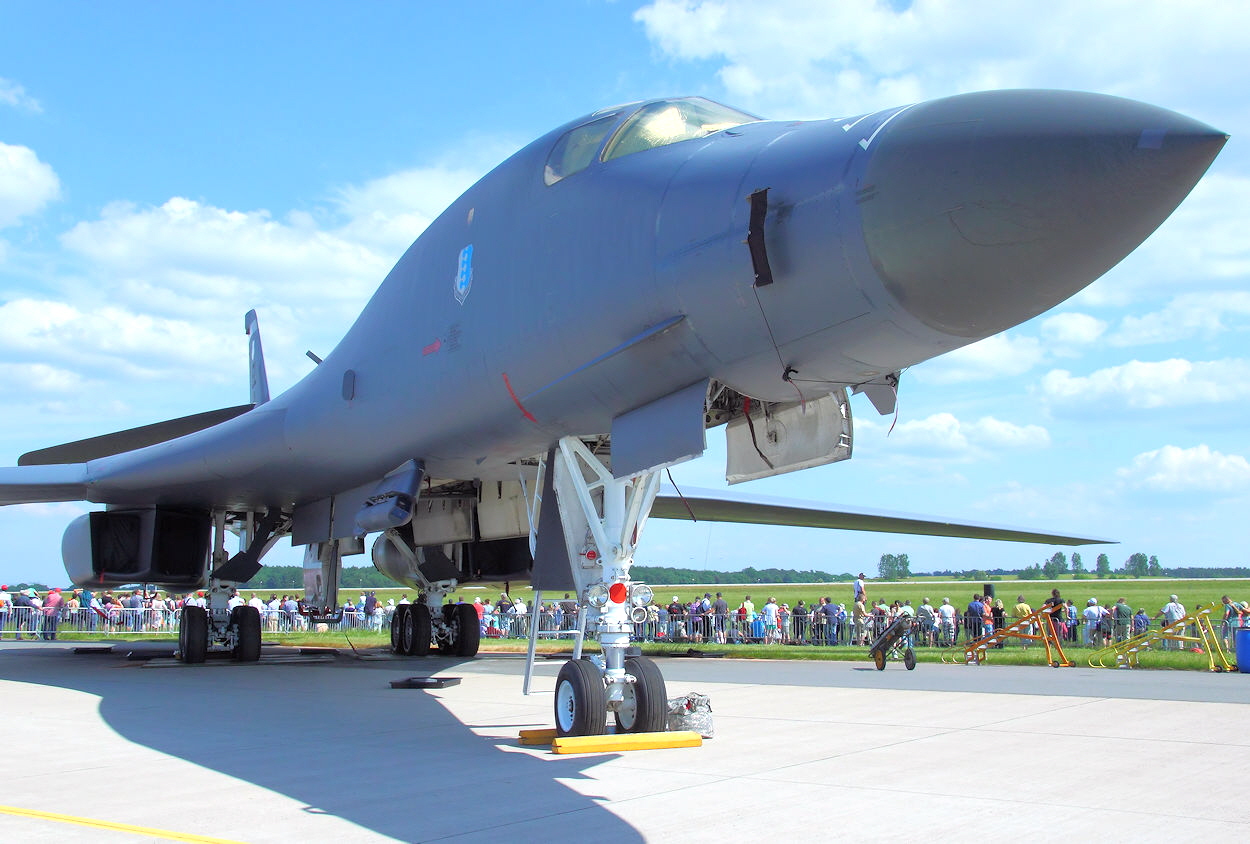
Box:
[0,804,245,843]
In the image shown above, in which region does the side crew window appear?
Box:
[544,115,618,185]
[601,98,757,162]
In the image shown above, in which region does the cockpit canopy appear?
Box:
[544,97,759,185]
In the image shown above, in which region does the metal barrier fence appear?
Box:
[1,605,1244,650]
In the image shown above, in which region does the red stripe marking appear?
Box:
[422,338,442,356]
[502,373,538,424]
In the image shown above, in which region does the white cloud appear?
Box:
[1040,313,1106,351]
[1106,291,1250,346]
[972,479,1107,528]
[0,362,86,393]
[915,332,1044,384]
[1040,358,1250,409]
[54,197,394,384]
[1117,444,1250,492]
[334,165,485,258]
[9,156,502,396]
[1082,174,1250,306]
[0,78,41,112]
[60,197,387,310]
[634,1,1250,124]
[970,417,1051,449]
[0,143,60,228]
[0,297,235,382]
[880,412,1049,456]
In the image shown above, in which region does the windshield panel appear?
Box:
[602,98,758,162]
[544,114,619,185]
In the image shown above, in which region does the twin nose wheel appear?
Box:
[554,656,667,737]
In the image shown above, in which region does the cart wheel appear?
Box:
[1052,660,1061,668]
[873,649,886,671]
[903,648,916,671]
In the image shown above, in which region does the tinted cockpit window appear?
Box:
[601,98,757,162]
[544,115,619,185]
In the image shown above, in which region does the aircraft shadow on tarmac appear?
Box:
[0,646,642,842]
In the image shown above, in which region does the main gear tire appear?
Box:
[391,604,410,654]
[554,658,607,737]
[179,605,208,664]
[405,604,432,656]
[614,656,668,733]
[231,605,262,662]
[453,603,480,657]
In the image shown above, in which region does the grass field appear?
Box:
[311,577,1250,618]
[81,626,1237,672]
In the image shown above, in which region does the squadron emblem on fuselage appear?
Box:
[454,244,474,304]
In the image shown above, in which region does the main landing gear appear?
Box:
[386,569,481,658]
[177,512,268,664]
[389,600,481,657]
[543,437,669,737]
[176,589,263,664]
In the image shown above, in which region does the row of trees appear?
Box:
[237,565,397,590]
[889,551,1250,581]
[630,566,849,584]
[1015,551,1163,580]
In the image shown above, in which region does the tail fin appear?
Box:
[245,309,270,406]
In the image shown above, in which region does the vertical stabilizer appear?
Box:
[244,309,270,406]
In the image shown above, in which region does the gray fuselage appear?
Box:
[82,91,1226,511]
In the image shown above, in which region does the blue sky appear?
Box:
[1,1,1247,586]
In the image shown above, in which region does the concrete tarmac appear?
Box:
[0,641,1246,842]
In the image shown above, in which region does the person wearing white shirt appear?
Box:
[937,598,957,646]
[246,593,265,628]
[1155,595,1186,650]
[1082,599,1102,646]
[761,598,780,643]
[150,593,168,629]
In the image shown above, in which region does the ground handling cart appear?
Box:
[869,615,917,671]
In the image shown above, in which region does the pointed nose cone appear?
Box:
[860,90,1227,339]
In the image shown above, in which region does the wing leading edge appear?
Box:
[0,464,90,505]
[17,404,255,467]
[651,486,1113,546]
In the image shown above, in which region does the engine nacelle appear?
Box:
[62,508,211,589]
[371,531,532,589]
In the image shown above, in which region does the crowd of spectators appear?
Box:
[513,589,1250,651]
[2,583,1247,651]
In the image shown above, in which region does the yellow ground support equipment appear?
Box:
[941,604,1073,667]
[517,728,558,745]
[518,727,703,753]
[1087,603,1234,671]
[550,731,703,754]
[517,728,703,753]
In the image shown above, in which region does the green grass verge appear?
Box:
[316,578,1250,620]
[52,629,1231,671]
